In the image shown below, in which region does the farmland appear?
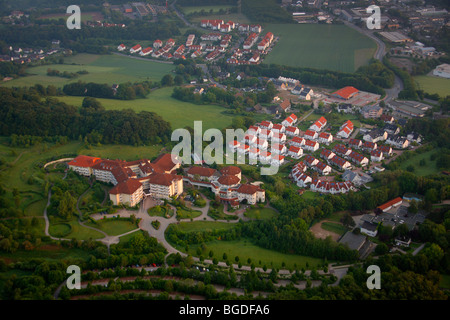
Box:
[414,75,450,97]
[1,53,175,88]
[263,24,377,73]
[55,87,235,131]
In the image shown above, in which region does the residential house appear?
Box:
[384,124,400,135]
[304,129,318,140]
[315,160,332,175]
[272,132,287,144]
[309,116,327,132]
[303,139,319,152]
[349,151,369,167]
[271,143,287,154]
[361,104,383,119]
[282,113,298,127]
[290,136,305,148]
[304,155,319,167]
[337,103,354,113]
[318,132,333,145]
[363,128,388,143]
[360,221,378,237]
[271,154,285,166]
[272,123,285,133]
[320,148,335,161]
[259,120,273,130]
[362,141,377,152]
[381,114,395,124]
[285,126,300,136]
[288,145,303,159]
[386,135,409,149]
[377,145,393,156]
[333,144,352,157]
[348,138,362,149]
[371,149,384,162]
[330,155,351,170]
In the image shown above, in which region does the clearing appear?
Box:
[264,24,377,73]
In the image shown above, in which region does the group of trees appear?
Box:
[241,0,293,23]
[47,68,88,79]
[0,20,181,54]
[62,80,154,100]
[0,87,172,146]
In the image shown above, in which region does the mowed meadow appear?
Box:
[2,53,235,130]
[56,87,235,131]
[1,53,176,87]
[264,24,377,73]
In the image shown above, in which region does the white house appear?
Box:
[271,154,285,166]
[309,116,327,132]
[130,44,142,53]
[117,44,126,51]
[290,136,305,148]
[360,221,378,237]
[386,135,410,149]
[371,149,384,162]
[318,132,333,144]
[303,140,319,152]
[288,145,303,159]
[271,143,287,154]
[304,129,318,140]
[285,126,299,136]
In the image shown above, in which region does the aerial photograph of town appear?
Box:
[0,0,449,311]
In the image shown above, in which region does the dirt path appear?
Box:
[309,220,341,242]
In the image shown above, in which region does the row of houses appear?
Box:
[290,162,355,194]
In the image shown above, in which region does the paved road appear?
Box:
[343,21,403,103]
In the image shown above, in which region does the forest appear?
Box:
[0,86,172,145]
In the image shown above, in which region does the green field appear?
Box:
[174,221,237,233]
[86,218,138,236]
[55,87,235,130]
[1,54,175,88]
[321,222,348,236]
[264,24,377,73]
[180,5,234,15]
[414,75,450,97]
[399,149,441,176]
[244,207,277,220]
[182,239,324,270]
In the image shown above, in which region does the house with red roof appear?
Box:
[333,144,352,157]
[348,138,363,149]
[371,149,384,162]
[282,113,298,127]
[304,129,318,140]
[271,143,287,154]
[272,132,287,144]
[314,160,332,175]
[117,44,126,51]
[271,154,285,166]
[330,155,352,171]
[288,145,303,159]
[186,166,218,181]
[337,120,354,139]
[290,136,305,148]
[259,120,273,130]
[331,86,359,100]
[304,155,319,167]
[228,140,241,151]
[285,126,299,136]
[272,123,285,133]
[318,132,333,144]
[309,116,327,132]
[139,47,153,56]
[349,151,369,166]
[303,139,319,152]
[320,148,335,161]
[130,44,142,53]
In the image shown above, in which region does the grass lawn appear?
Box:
[414,75,450,97]
[440,274,450,290]
[301,190,320,200]
[54,87,234,131]
[264,24,377,73]
[181,239,324,270]
[86,218,138,236]
[321,222,348,236]
[1,53,175,88]
[176,207,202,220]
[244,207,277,220]
[399,149,441,176]
[147,205,174,218]
[174,221,237,233]
[0,245,91,263]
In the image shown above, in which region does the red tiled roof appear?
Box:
[147,173,182,186]
[236,184,263,195]
[332,86,359,100]
[377,197,403,211]
[187,166,217,177]
[68,155,101,168]
[152,153,179,173]
[220,166,241,176]
[109,179,142,195]
[218,175,240,186]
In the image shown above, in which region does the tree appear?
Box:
[341,212,355,228]
[408,200,418,214]
[161,74,174,87]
